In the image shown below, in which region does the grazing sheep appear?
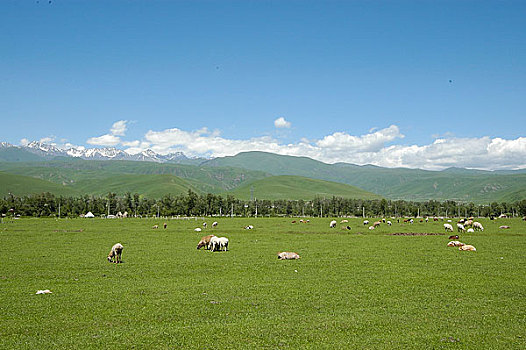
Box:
[152,224,159,229]
[210,236,229,252]
[473,222,484,231]
[382,218,386,223]
[330,220,337,228]
[212,221,218,227]
[368,226,375,230]
[195,227,202,232]
[107,243,124,263]
[340,219,349,223]
[464,220,473,227]
[499,225,510,229]
[448,235,459,240]
[244,225,254,230]
[444,223,454,232]
[456,223,466,232]
[409,219,414,224]
[203,222,207,228]
[458,218,466,224]
[163,222,167,229]
[447,241,465,247]
[291,220,296,223]
[387,221,392,226]
[467,228,474,233]
[197,235,216,250]
[459,245,476,251]
[373,221,381,228]
[345,226,351,230]
[277,252,300,260]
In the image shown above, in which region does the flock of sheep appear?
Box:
[107,215,508,263]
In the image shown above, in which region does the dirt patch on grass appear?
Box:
[389,232,445,236]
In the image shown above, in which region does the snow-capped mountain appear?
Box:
[1,141,207,164]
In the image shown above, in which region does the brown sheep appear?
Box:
[197,235,216,250]
[448,235,459,240]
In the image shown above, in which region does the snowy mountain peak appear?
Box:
[1,140,207,165]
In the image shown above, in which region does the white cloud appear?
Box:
[87,134,121,146]
[40,136,56,144]
[274,117,291,129]
[120,125,526,170]
[20,138,29,146]
[110,120,128,136]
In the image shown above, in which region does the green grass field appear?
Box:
[1,217,525,349]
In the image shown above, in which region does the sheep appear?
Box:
[473,222,484,231]
[459,245,476,251]
[152,224,159,229]
[458,218,466,224]
[409,219,414,224]
[210,236,229,252]
[203,222,207,228]
[107,243,124,263]
[329,220,337,228]
[448,235,459,240]
[363,220,369,226]
[194,227,202,232]
[447,241,465,247]
[467,228,474,233]
[444,223,454,232]
[387,221,392,226]
[244,225,254,230]
[340,219,349,223]
[456,223,466,232]
[345,226,351,230]
[464,219,473,227]
[212,221,218,227]
[373,221,381,228]
[291,220,296,223]
[163,222,167,229]
[278,252,301,260]
[368,226,375,230]
[197,235,216,250]
[499,225,510,229]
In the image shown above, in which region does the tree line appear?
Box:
[1,191,526,218]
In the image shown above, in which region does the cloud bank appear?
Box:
[114,124,526,171]
[87,120,128,146]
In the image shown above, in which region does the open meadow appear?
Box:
[1,216,525,349]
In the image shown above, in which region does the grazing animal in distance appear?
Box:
[277,252,300,260]
[329,220,337,228]
[473,222,484,231]
[457,223,466,232]
[459,245,476,251]
[444,223,454,232]
[373,221,381,228]
[447,241,465,247]
[107,243,124,263]
[448,235,459,240]
[467,228,474,233]
[194,227,202,232]
[152,224,159,229]
[499,225,510,229]
[212,221,218,227]
[163,223,167,229]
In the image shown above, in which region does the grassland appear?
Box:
[1,216,525,349]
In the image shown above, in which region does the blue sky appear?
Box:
[1,0,525,170]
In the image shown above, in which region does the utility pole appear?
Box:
[255,198,258,217]
[231,203,234,217]
[363,206,365,219]
[58,202,61,219]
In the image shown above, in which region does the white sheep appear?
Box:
[278,252,300,260]
[329,220,337,228]
[473,222,484,231]
[387,221,392,226]
[467,228,474,233]
[459,245,476,251]
[107,243,124,263]
[444,223,454,232]
[456,223,466,232]
[194,227,202,232]
[363,220,369,225]
[212,221,218,227]
[210,236,229,251]
[368,226,375,230]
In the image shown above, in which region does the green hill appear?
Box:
[0,171,79,197]
[229,175,382,200]
[72,174,199,197]
[204,151,526,202]
[0,147,47,162]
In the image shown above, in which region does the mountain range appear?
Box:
[1,142,525,202]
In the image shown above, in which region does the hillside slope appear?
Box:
[0,171,79,197]
[229,175,382,200]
